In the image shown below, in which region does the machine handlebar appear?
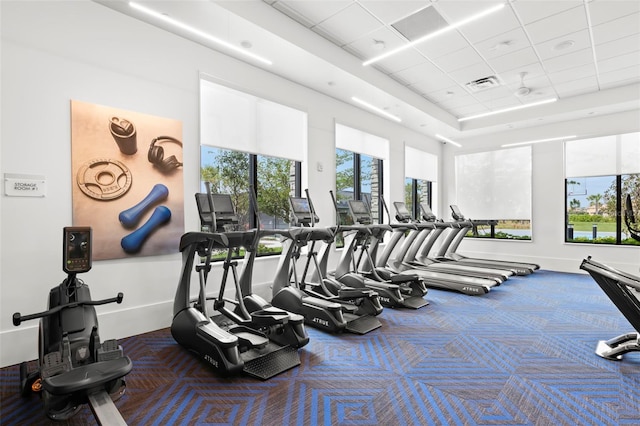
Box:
[13,292,124,326]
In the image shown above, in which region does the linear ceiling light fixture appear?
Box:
[501,135,576,148]
[436,134,462,147]
[363,3,505,66]
[352,97,402,122]
[129,2,272,66]
[458,97,558,122]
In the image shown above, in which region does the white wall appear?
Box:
[441,112,640,275]
[0,1,438,367]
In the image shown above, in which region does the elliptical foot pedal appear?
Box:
[401,296,429,309]
[344,314,382,335]
[242,345,300,380]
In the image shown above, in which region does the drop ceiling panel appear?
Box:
[598,51,640,74]
[592,13,640,45]
[434,1,502,23]
[424,86,463,103]
[274,0,350,27]
[488,47,539,73]
[599,65,640,85]
[453,103,490,116]
[415,30,470,59]
[479,95,524,110]
[437,94,478,109]
[454,5,521,43]
[471,86,514,103]
[473,28,531,61]
[587,0,640,26]
[391,60,445,85]
[344,27,407,60]
[373,48,428,74]
[543,48,595,73]
[358,0,426,25]
[512,1,583,25]
[535,29,592,60]
[595,34,640,61]
[548,63,598,85]
[553,76,599,98]
[525,6,589,44]
[435,46,484,72]
[314,3,383,46]
[409,74,458,94]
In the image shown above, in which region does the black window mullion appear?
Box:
[353,153,361,200]
[616,174,622,245]
[412,179,418,219]
[249,154,258,229]
[377,158,384,223]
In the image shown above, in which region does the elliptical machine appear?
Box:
[269,190,383,334]
[12,227,132,423]
[172,184,307,380]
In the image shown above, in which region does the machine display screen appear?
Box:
[196,193,235,214]
[291,197,311,214]
[349,200,369,214]
[63,226,92,273]
[394,202,411,217]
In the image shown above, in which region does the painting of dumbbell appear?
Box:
[70,100,184,260]
[119,184,171,253]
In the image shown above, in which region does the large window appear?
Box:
[455,146,532,240]
[404,178,432,219]
[405,146,437,219]
[335,124,388,225]
[200,76,306,257]
[565,133,640,245]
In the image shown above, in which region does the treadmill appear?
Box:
[399,203,514,283]
[375,200,500,295]
[431,205,540,275]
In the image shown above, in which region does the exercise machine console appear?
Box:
[12,227,132,423]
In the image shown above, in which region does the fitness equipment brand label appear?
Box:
[4,173,46,197]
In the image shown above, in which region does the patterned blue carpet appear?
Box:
[1,270,639,425]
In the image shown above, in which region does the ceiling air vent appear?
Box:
[465,76,501,93]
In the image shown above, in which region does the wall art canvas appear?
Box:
[71,100,184,260]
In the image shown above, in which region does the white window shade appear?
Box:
[335,123,388,160]
[565,136,617,177]
[621,132,640,174]
[200,79,306,162]
[565,132,640,177]
[405,146,437,182]
[455,146,531,220]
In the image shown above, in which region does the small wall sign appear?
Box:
[4,173,46,197]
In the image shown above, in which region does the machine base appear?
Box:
[402,296,429,309]
[242,345,300,380]
[344,314,382,335]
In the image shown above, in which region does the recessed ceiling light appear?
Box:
[363,3,505,66]
[352,97,402,122]
[553,40,575,51]
[129,2,272,66]
[458,98,557,122]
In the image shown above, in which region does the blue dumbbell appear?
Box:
[121,206,171,253]
[119,184,169,228]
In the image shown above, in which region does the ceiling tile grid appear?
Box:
[264,0,639,123]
